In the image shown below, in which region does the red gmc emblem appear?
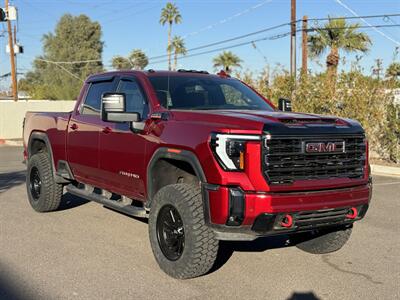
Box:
[305,141,344,153]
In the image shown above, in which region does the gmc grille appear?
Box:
[262,135,366,185]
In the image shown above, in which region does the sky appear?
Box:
[0,0,400,89]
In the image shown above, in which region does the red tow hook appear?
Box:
[346,207,358,219]
[280,214,293,228]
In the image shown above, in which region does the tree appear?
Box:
[19,14,103,100]
[213,51,242,73]
[129,49,149,70]
[112,56,131,70]
[386,62,400,79]
[160,2,182,70]
[111,49,149,70]
[308,18,371,81]
[168,36,187,70]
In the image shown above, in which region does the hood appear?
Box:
[170,109,365,135]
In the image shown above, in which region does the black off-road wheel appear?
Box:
[295,226,353,254]
[149,184,219,279]
[26,152,63,212]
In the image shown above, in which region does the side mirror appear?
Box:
[278,98,292,112]
[101,93,140,122]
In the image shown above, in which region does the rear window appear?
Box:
[148,75,273,111]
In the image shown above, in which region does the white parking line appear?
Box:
[374,181,400,186]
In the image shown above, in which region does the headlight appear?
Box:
[210,133,261,171]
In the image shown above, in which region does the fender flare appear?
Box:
[146,147,209,207]
[27,131,56,171]
[27,131,71,183]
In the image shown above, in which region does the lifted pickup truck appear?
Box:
[23,70,372,279]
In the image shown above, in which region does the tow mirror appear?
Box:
[101,93,140,123]
[278,98,292,112]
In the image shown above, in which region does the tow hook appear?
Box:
[346,207,358,219]
[280,214,293,228]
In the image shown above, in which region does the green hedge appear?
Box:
[238,70,400,163]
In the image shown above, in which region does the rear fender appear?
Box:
[27,131,71,184]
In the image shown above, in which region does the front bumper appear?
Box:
[204,182,371,241]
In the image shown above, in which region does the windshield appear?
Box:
[148,75,274,111]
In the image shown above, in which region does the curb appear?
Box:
[371,164,400,177]
[0,139,23,146]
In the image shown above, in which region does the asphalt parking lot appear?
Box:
[1,145,399,300]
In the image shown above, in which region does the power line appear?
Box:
[24,22,400,68]
[25,24,400,65]
[36,57,102,65]
[148,24,400,66]
[101,3,161,25]
[148,13,400,61]
[182,0,274,39]
[334,0,400,46]
[149,21,293,60]
[148,31,292,66]
[307,13,400,22]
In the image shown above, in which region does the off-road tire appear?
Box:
[26,152,63,212]
[149,183,219,279]
[295,226,352,254]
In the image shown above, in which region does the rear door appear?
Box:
[67,77,117,185]
[98,76,149,199]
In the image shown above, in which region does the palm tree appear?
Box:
[386,62,400,79]
[160,2,182,70]
[111,56,131,70]
[168,35,187,70]
[129,49,149,70]
[308,18,371,80]
[213,51,242,74]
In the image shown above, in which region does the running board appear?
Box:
[65,184,148,218]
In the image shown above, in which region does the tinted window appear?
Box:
[221,84,249,106]
[82,81,115,115]
[117,80,147,116]
[148,76,274,111]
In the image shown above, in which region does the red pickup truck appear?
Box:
[23,70,372,279]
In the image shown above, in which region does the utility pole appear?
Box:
[373,58,383,80]
[5,0,17,101]
[290,0,296,79]
[301,15,308,75]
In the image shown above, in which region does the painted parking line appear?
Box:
[373,181,400,186]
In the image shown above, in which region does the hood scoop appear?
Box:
[278,117,346,126]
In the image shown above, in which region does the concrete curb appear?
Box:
[0,139,23,146]
[371,164,400,177]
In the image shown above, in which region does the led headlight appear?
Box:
[210,133,261,171]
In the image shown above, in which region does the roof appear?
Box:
[86,69,226,82]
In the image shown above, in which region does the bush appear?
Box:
[238,68,400,164]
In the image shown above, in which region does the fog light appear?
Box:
[226,188,245,226]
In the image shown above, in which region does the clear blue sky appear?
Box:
[1,0,400,86]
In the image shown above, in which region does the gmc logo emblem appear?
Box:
[304,141,345,154]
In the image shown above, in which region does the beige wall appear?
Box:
[0,100,76,139]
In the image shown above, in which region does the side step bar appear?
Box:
[66,184,148,219]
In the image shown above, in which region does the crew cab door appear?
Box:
[67,77,118,185]
[98,76,149,200]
